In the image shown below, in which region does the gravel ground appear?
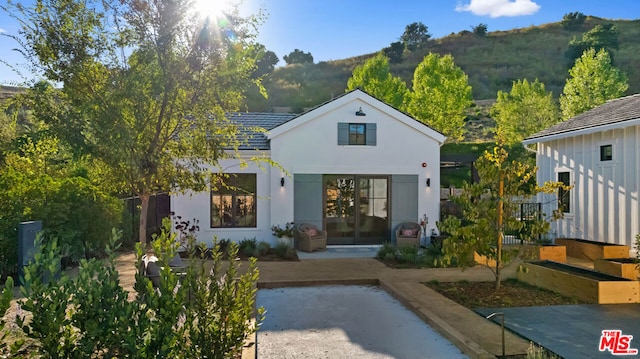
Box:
[256,285,469,359]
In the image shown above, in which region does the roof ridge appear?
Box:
[605,93,640,104]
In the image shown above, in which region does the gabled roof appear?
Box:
[523,93,640,144]
[229,112,297,150]
[267,88,446,144]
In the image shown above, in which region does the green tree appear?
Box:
[383,41,404,64]
[346,53,409,109]
[492,79,560,145]
[560,48,628,119]
[400,22,431,51]
[408,53,472,142]
[252,44,279,78]
[561,12,586,30]
[472,23,488,36]
[565,23,620,65]
[283,49,314,65]
[439,142,567,290]
[4,0,264,244]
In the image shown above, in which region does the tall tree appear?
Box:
[5,0,264,244]
[283,49,314,65]
[400,22,430,51]
[492,79,560,145]
[346,53,409,109]
[560,48,628,119]
[408,53,472,142]
[439,141,566,290]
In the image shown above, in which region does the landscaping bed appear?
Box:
[555,238,630,261]
[518,260,640,304]
[594,258,640,280]
[424,278,586,308]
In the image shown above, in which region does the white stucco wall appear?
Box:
[170,152,275,246]
[171,90,445,247]
[535,124,639,254]
[269,91,444,237]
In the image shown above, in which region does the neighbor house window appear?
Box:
[600,144,613,161]
[211,173,256,228]
[337,123,377,146]
[557,171,571,213]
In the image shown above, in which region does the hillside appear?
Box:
[245,16,640,112]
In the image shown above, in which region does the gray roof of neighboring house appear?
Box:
[229,112,298,150]
[524,93,640,142]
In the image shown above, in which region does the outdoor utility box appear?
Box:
[18,220,42,284]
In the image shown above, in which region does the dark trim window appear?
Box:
[211,173,256,228]
[337,122,377,146]
[349,123,366,145]
[557,171,571,213]
[600,144,613,161]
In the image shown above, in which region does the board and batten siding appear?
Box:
[536,124,640,253]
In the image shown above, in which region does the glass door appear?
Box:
[357,177,388,244]
[324,175,389,245]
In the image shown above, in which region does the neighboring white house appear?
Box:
[171,89,446,247]
[523,94,640,255]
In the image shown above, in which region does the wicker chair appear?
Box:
[294,223,327,252]
[395,222,422,248]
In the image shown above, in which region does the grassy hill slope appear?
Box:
[246,16,640,112]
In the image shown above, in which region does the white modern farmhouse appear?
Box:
[171,89,445,247]
[523,94,640,254]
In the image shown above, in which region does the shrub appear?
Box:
[254,241,271,257]
[0,171,122,276]
[273,242,296,259]
[376,242,396,260]
[14,219,263,358]
[527,342,560,358]
[239,238,258,257]
[377,242,447,268]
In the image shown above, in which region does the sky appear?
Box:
[1,0,639,85]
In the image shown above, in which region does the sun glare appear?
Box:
[192,0,228,20]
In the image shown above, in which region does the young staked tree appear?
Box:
[4,0,265,245]
[492,79,560,145]
[560,48,628,119]
[408,53,472,142]
[439,140,567,290]
[346,53,409,109]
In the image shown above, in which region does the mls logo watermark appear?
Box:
[599,330,638,355]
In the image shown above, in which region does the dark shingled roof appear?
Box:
[525,93,640,142]
[229,112,298,150]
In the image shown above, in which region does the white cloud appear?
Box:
[456,0,541,18]
[0,28,6,33]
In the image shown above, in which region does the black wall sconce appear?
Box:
[355,107,366,116]
[426,178,431,187]
[280,177,285,187]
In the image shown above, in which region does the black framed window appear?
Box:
[600,144,613,161]
[211,173,256,228]
[348,123,366,145]
[338,122,376,146]
[557,171,571,213]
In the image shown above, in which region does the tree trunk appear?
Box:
[139,193,150,247]
[495,171,504,291]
